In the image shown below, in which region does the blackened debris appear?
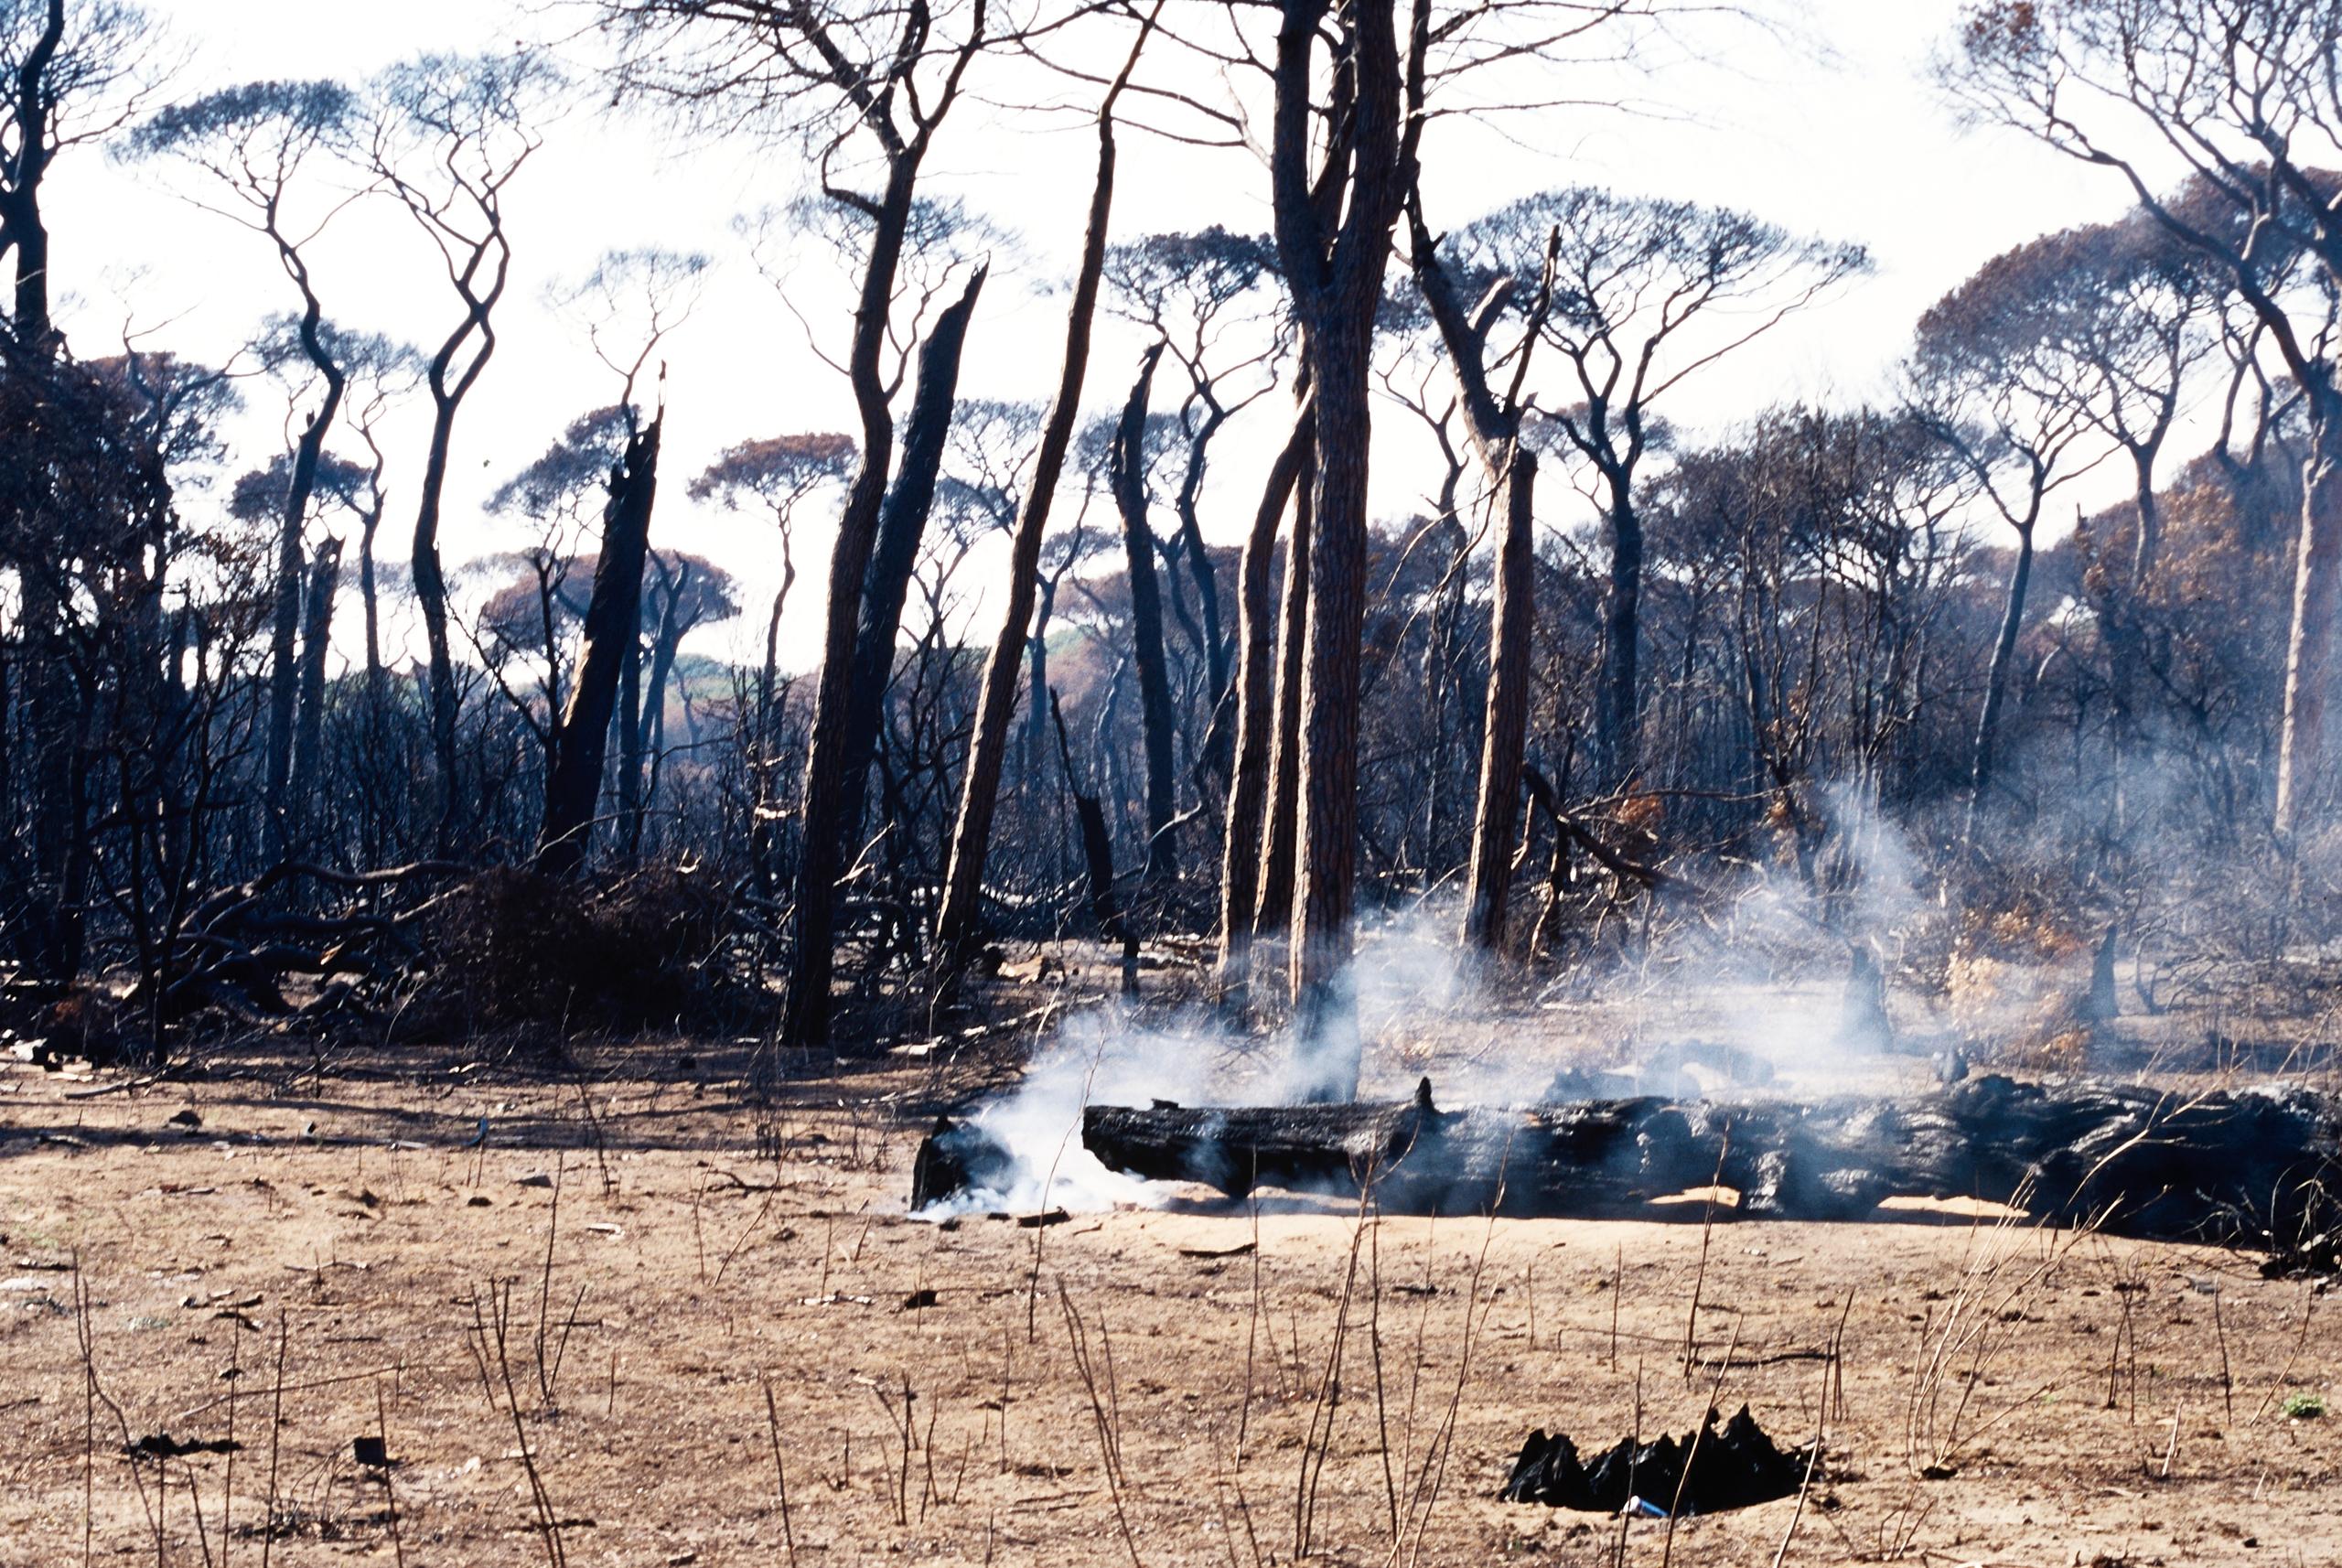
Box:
[2261,1228,2341,1280]
[908,1115,1016,1210]
[1502,1405,1810,1515]
[124,1434,241,1461]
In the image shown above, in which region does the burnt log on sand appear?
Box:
[1079,1076,2340,1246]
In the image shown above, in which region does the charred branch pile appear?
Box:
[1078,1076,2340,1245]
[1502,1405,1810,1515]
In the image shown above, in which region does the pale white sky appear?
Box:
[47,0,2145,674]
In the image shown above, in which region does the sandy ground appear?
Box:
[1,1028,2338,1568]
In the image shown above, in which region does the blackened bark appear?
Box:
[412,396,466,847]
[1597,476,1642,791]
[1217,400,1313,993]
[934,46,1144,964]
[1109,341,1176,887]
[1078,1076,2341,1245]
[1269,0,1411,1079]
[840,265,987,846]
[290,534,342,832]
[4,0,63,349]
[1466,454,1535,942]
[618,614,643,851]
[2277,410,2342,838]
[782,149,932,1051]
[1172,412,1231,782]
[1407,205,1552,950]
[1051,687,1123,940]
[265,304,348,849]
[1253,443,1314,935]
[537,416,661,878]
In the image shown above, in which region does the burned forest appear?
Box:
[4,0,2342,1563]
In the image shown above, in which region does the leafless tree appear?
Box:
[367,48,562,848]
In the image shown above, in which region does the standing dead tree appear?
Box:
[1215,392,1312,997]
[538,416,662,878]
[1265,0,1413,1087]
[602,0,989,1049]
[1,0,164,983]
[690,431,855,890]
[1404,199,1557,952]
[933,11,1156,972]
[1106,340,1178,890]
[368,49,559,850]
[1103,224,1286,778]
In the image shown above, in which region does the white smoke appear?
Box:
[917,902,1488,1216]
[917,795,1948,1218]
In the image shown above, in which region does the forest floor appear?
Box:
[2,939,2339,1567]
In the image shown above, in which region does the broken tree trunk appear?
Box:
[537,414,661,878]
[1111,340,1177,891]
[1079,1076,2339,1246]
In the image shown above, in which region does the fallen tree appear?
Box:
[1067,1076,2339,1246]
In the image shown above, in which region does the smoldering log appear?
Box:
[1078,1076,2340,1246]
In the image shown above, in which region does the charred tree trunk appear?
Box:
[357,500,385,703]
[410,395,475,851]
[1597,476,1643,792]
[1051,687,1123,940]
[934,58,1141,965]
[1173,412,1233,785]
[536,416,661,879]
[1269,0,1411,1079]
[1110,341,1177,890]
[8,2,77,980]
[637,555,690,775]
[1252,445,1314,937]
[1078,1077,2340,1246]
[617,618,644,853]
[1289,342,1374,1081]
[1964,520,2036,847]
[780,146,929,1051]
[265,305,347,852]
[841,266,987,853]
[290,534,342,835]
[1217,400,1313,995]
[1406,204,1553,951]
[1464,452,1536,945]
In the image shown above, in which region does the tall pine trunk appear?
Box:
[1964,521,2036,848]
[933,59,1140,964]
[839,267,987,851]
[781,152,927,1050]
[1596,476,1643,792]
[1216,401,1312,994]
[1252,448,1313,935]
[290,534,342,843]
[411,402,464,848]
[1109,342,1176,888]
[1463,452,1536,947]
